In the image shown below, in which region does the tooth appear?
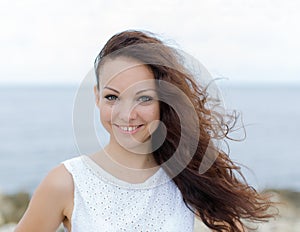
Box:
[119,126,139,132]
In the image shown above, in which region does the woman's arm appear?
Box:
[14,164,73,232]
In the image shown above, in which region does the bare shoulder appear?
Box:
[33,163,74,201]
[14,164,74,232]
[43,163,74,194]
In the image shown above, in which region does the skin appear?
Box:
[95,57,160,167]
[15,57,162,232]
[15,56,241,232]
[14,164,74,232]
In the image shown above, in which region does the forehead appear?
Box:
[99,57,155,90]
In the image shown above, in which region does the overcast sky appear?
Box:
[0,0,299,85]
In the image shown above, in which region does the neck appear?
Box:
[104,140,157,170]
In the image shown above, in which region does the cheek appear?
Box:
[99,104,112,123]
[139,104,160,121]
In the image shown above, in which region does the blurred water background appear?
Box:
[0,83,299,194]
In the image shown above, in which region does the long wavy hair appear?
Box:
[94,30,276,231]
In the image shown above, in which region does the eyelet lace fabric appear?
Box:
[62,155,195,232]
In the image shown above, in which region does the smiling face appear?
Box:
[95,57,160,152]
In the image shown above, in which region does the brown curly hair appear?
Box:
[94,30,276,232]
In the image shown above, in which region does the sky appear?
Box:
[0,0,299,85]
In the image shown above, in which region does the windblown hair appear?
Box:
[94,30,276,231]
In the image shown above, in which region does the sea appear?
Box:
[0,83,299,194]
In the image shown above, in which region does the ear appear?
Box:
[94,85,100,106]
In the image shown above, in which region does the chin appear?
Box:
[116,137,153,153]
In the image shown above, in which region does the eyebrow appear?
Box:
[136,89,156,95]
[103,86,120,94]
[103,86,156,95]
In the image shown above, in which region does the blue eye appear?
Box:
[138,96,153,102]
[104,95,118,101]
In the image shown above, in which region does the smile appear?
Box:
[114,125,143,134]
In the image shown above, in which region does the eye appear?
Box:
[104,94,118,101]
[138,96,153,102]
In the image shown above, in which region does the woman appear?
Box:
[15,30,275,232]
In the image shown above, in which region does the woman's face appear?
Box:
[95,57,160,151]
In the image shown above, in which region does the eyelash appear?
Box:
[104,94,118,101]
[104,95,153,103]
[138,96,153,102]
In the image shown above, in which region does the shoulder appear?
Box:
[31,163,74,211]
[42,164,74,196]
[14,164,74,232]
[43,164,74,218]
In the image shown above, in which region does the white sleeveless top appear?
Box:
[62,155,195,232]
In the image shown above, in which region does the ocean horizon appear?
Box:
[0,83,299,194]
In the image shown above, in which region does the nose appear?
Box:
[114,100,138,122]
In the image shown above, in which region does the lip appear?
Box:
[113,124,144,135]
